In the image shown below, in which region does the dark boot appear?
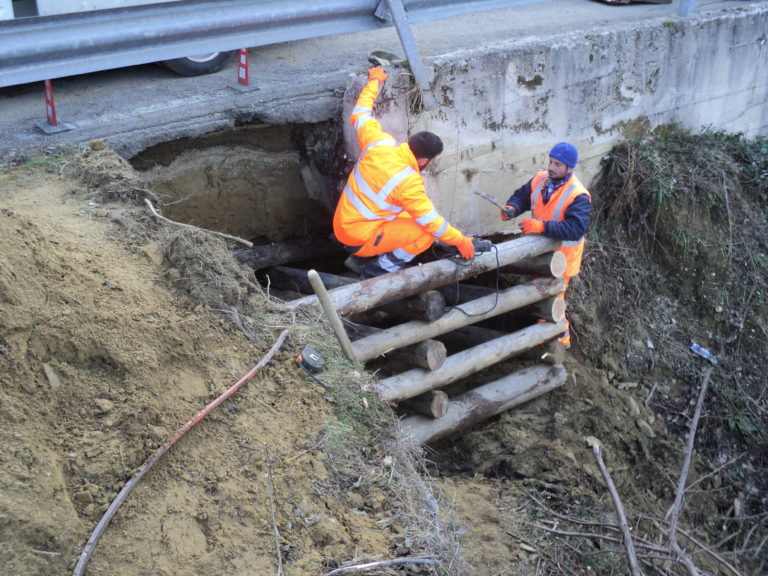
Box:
[343,255,368,275]
[361,256,398,279]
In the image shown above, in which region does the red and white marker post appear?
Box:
[228,48,258,92]
[37,79,73,134]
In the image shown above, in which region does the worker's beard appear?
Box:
[547,170,571,183]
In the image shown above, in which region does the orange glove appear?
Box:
[368,66,389,84]
[454,236,475,259]
[521,218,545,234]
[500,205,516,221]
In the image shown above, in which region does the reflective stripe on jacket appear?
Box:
[530,171,590,278]
[332,78,463,248]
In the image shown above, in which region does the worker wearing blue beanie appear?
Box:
[549,142,578,168]
[500,142,592,348]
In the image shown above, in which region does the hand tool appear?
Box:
[473,189,515,219]
[442,237,493,259]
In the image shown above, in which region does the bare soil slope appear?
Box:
[0,149,399,576]
[1,133,766,576]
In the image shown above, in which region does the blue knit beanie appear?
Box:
[549,142,578,167]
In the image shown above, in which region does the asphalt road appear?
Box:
[0,0,754,162]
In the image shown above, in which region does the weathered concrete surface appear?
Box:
[367,3,768,236]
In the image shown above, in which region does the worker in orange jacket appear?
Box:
[333,66,475,279]
[501,142,592,348]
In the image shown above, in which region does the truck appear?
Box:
[0,0,233,76]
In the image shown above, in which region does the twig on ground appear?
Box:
[646,381,659,407]
[287,434,327,463]
[264,444,285,576]
[528,494,620,532]
[226,306,261,344]
[535,525,668,555]
[325,556,440,575]
[643,514,743,576]
[32,549,61,557]
[683,451,745,493]
[668,364,714,576]
[593,444,642,576]
[144,198,253,247]
[135,187,160,203]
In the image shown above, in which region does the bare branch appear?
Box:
[264,445,285,576]
[668,365,713,576]
[144,198,253,247]
[325,556,440,575]
[684,452,746,492]
[535,524,669,555]
[593,444,642,576]
[528,494,620,532]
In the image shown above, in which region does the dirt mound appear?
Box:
[0,150,426,576]
[63,142,149,202]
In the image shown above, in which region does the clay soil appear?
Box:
[1,138,766,576]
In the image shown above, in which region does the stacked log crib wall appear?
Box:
[248,235,570,444]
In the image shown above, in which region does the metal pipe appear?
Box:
[381,0,437,110]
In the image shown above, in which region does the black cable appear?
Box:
[443,245,502,317]
[297,361,332,392]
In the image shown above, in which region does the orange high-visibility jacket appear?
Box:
[333,78,464,249]
[530,171,591,278]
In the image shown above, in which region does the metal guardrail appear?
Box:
[0,0,544,88]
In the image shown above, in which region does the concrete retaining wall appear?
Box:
[367,4,767,236]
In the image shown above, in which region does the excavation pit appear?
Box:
[130,123,344,247]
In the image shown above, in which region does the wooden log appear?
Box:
[264,266,447,322]
[345,322,447,371]
[435,325,507,351]
[400,363,568,444]
[284,235,561,315]
[399,390,449,418]
[441,289,564,323]
[522,295,566,322]
[233,235,342,270]
[375,320,566,402]
[260,266,353,292]
[439,283,495,306]
[519,341,566,365]
[503,251,566,278]
[352,277,565,363]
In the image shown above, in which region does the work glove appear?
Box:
[521,218,545,234]
[454,236,475,259]
[368,66,389,84]
[500,205,516,221]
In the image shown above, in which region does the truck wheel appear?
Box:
[161,51,234,77]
